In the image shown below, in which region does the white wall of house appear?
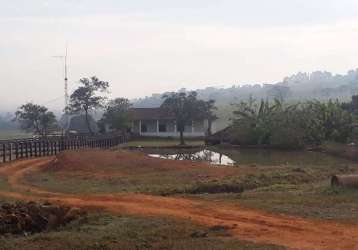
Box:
[131,119,208,137]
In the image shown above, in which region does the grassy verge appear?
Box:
[0,213,283,250]
[192,182,358,223]
[24,169,244,195]
[238,183,358,223]
[321,142,358,161]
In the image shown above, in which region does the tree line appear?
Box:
[14,75,358,148]
[13,77,217,146]
[14,76,130,137]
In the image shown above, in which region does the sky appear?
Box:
[2,0,358,111]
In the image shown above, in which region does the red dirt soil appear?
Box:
[1,155,358,250]
[49,149,254,180]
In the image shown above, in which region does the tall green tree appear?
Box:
[315,100,352,143]
[67,76,109,135]
[232,98,281,145]
[197,99,218,135]
[161,91,202,145]
[98,98,131,133]
[342,95,358,115]
[14,103,57,136]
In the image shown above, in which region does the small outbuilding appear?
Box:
[60,114,98,134]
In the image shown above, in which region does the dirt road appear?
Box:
[1,158,358,250]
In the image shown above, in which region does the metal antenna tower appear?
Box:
[64,46,69,108]
[53,45,69,110]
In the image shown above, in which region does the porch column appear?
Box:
[139,120,142,136]
[191,120,194,134]
[156,120,159,136]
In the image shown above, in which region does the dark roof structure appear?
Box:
[128,108,174,120]
[67,114,98,134]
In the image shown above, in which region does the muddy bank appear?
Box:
[320,143,358,162]
[0,201,86,235]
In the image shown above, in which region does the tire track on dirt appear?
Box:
[1,158,358,250]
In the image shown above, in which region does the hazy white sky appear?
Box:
[2,0,358,111]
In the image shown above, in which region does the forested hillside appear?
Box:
[133,69,358,108]
[132,69,358,131]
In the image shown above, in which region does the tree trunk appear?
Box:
[85,110,94,135]
[179,130,185,145]
[34,121,41,136]
[207,119,212,136]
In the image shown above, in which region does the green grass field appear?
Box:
[0,129,32,140]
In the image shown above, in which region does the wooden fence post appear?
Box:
[34,141,38,157]
[15,143,18,159]
[47,141,50,156]
[20,143,24,158]
[25,142,29,158]
[9,143,12,161]
[29,142,33,157]
[54,141,58,154]
[39,141,42,156]
[2,144,6,163]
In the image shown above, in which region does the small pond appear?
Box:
[148,149,236,166]
[138,147,354,167]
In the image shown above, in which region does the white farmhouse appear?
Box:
[128,108,210,137]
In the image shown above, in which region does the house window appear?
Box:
[141,124,147,132]
[159,124,167,132]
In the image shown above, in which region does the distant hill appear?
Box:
[132,69,358,108]
[131,69,358,131]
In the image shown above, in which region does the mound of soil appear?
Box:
[0,201,86,235]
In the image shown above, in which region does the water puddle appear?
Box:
[134,147,353,167]
[148,149,236,166]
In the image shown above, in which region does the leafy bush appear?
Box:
[270,126,305,149]
[230,98,354,147]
